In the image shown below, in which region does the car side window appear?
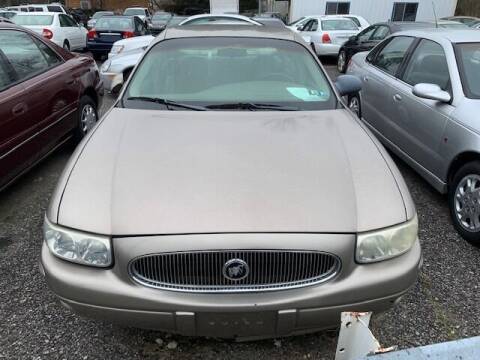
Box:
[372,36,415,76]
[59,14,69,27]
[0,30,56,83]
[370,26,390,41]
[65,16,78,27]
[34,39,62,67]
[0,51,16,91]
[357,26,377,42]
[134,18,142,32]
[402,39,450,90]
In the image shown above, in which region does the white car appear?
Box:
[7,3,67,14]
[298,16,360,56]
[13,12,87,51]
[108,34,155,58]
[289,14,369,32]
[123,7,151,24]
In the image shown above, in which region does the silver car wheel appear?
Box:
[349,97,360,116]
[337,51,346,72]
[454,174,480,232]
[81,104,97,134]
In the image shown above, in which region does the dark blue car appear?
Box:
[87,15,148,58]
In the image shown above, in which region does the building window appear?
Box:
[392,2,418,21]
[325,2,350,15]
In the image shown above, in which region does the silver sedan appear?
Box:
[40,26,420,339]
[347,29,480,245]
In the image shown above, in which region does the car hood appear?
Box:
[55,108,408,235]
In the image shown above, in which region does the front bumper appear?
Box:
[40,233,421,339]
[100,71,123,92]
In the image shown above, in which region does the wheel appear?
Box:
[337,50,347,73]
[347,94,361,117]
[449,161,480,245]
[63,40,70,51]
[75,95,98,141]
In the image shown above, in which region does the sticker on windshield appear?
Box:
[287,87,328,102]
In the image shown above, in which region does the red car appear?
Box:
[0,23,103,190]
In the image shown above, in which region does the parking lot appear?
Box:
[0,58,479,359]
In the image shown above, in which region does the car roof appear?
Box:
[161,25,297,42]
[395,28,480,43]
[12,11,58,16]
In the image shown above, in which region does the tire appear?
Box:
[448,161,480,245]
[63,40,70,51]
[75,95,98,141]
[347,94,361,118]
[337,50,347,73]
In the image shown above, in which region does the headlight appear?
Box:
[356,215,418,263]
[43,217,112,267]
[110,44,124,56]
[100,59,111,72]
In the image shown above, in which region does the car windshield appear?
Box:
[47,5,62,12]
[124,9,144,16]
[92,11,113,19]
[153,13,170,20]
[13,14,53,25]
[456,43,480,99]
[0,11,16,19]
[123,37,335,111]
[321,19,358,31]
[95,17,132,30]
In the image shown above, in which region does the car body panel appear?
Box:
[348,29,480,193]
[101,47,144,91]
[56,108,407,235]
[0,24,103,190]
[108,34,154,58]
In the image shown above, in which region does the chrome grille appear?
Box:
[129,250,341,293]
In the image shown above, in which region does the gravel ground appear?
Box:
[0,61,479,360]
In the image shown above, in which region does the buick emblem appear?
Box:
[223,259,249,281]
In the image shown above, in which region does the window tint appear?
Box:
[392,2,418,21]
[0,30,54,83]
[326,2,351,15]
[357,26,377,42]
[402,40,449,90]
[373,36,414,76]
[370,26,390,41]
[63,15,78,27]
[456,43,480,99]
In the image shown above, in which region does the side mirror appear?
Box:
[335,75,362,97]
[412,83,451,103]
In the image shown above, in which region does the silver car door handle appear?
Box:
[393,94,402,102]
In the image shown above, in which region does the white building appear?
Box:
[289,0,458,24]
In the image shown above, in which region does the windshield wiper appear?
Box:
[126,96,207,111]
[206,102,299,111]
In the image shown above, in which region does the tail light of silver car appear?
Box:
[356,215,418,263]
[42,28,53,40]
[322,33,331,44]
[43,216,112,267]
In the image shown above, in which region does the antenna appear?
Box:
[432,1,438,28]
